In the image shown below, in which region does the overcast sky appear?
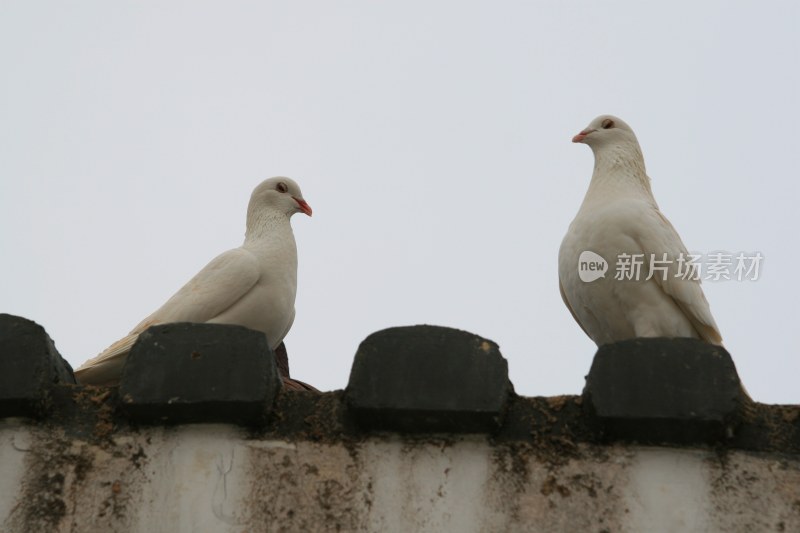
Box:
[2,1,798,403]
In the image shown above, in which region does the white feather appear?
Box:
[559,115,722,346]
[75,177,311,385]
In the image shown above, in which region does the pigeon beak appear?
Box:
[293,197,313,216]
[572,129,595,143]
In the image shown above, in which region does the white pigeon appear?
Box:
[75,176,312,385]
[558,115,722,347]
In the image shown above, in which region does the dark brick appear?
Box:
[0,314,76,418]
[118,323,281,425]
[345,325,512,433]
[582,337,746,444]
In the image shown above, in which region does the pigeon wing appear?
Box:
[135,247,261,326]
[559,278,591,339]
[75,247,261,384]
[633,209,723,345]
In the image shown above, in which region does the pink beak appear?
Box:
[572,129,595,143]
[293,197,313,216]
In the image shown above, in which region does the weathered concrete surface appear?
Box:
[346,325,512,433]
[119,323,281,425]
[1,414,799,533]
[0,421,32,522]
[0,314,75,418]
[583,338,745,445]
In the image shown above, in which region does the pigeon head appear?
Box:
[572,115,638,150]
[250,176,312,218]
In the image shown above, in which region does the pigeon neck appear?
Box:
[588,142,654,199]
[245,208,291,242]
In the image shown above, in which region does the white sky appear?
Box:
[2,2,798,403]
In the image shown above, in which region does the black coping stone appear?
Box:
[0,314,76,418]
[118,323,281,425]
[582,337,746,444]
[345,325,512,433]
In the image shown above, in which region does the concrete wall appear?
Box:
[2,417,798,533]
[2,318,798,532]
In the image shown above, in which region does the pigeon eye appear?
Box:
[601,118,615,129]
[276,182,288,193]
